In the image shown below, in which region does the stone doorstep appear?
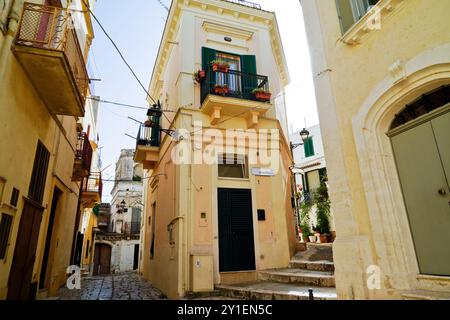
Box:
[401,290,450,300]
[258,269,335,287]
[216,282,338,301]
[289,259,335,272]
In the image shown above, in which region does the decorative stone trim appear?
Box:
[341,0,405,45]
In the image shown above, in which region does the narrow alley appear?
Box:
[58,272,166,300]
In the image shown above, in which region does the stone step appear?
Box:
[290,259,335,272]
[259,268,335,287]
[294,243,334,262]
[401,290,450,300]
[216,281,337,300]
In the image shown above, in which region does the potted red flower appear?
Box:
[211,60,230,73]
[252,88,272,102]
[214,84,229,94]
[193,70,206,83]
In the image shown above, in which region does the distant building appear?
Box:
[290,124,327,193]
[93,150,143,275]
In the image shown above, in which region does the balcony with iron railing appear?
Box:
[72,132,93,181]
[222,0,262,10]
[81,173,102,208]
[134,124,160,170]
[12,2,89,117]
[200,65,272,127]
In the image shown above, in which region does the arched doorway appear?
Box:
[93,243,111,276]
[388,86,450,276]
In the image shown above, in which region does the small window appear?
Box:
[336,0,379,34]
[0,213,13,259]
[218,154,249,179]
[304,137,315,158]
[85,240,90,259]
[10,188,19,207]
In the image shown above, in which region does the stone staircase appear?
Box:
[216,243,338,300]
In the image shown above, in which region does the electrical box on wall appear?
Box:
[257,209,266,221]
[190,255,214,292]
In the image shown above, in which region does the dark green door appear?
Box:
[218,188,256,272]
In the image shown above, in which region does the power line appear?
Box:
[81,0,157,106]
[156,0,169,11]
[87,97,176,112]
[81,0,176,129]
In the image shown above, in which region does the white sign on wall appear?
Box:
[251,168,276,177]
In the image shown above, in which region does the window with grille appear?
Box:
[0,213,13,259]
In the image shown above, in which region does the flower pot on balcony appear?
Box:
[308,235,317,243]
[211,61,230,73]
[214,85,229,95]
[254,91,271,102]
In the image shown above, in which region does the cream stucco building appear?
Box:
[0,0,99,299]
[300,0,450,299]
[135,0,297,299]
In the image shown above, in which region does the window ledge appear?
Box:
[340,0,405,45]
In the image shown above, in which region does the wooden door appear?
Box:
[218,188,255,272]
[7,200,43,300]
[391,110,450,276]
[93,243,111,276]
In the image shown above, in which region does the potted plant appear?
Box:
[214,84,229,94]
[314,180,331,243]
[193,69,206,83]
[252,88,272,102]
[211,60,230,73]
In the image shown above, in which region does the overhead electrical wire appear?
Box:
[81,0,175,127]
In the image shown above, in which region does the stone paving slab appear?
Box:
[58,271,167,300]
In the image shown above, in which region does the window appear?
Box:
[85,240,90,259]
[218,154,249,179]
[304,137,315,158]
[10,188,19,207]
[28,141,50,204]
[150,202,156,259]
[336,0,379,33]
[0,213,13,259]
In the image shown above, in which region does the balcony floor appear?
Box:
[12,44,85,117]
[201,94,271,117]
[134,145,160,170]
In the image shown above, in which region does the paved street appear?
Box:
[58,271,167,300]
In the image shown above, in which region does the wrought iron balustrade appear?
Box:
[201,66,270,104]
[15,2,89,103]
[75,132,93,174]
[223,0,262,10]
[136,124,161,148]
[82,173,103,198]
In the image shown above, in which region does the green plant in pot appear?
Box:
[299,201,313,242]
[314,180,331,243]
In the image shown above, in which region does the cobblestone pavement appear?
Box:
[58,271,167,300]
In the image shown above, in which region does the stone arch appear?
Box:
[352,43,450,292]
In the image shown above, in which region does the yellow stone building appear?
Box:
[135,0,297,299]
[300,0,450,299]
[0,0,100,299]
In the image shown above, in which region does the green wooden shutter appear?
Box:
[304,137,315,158]
[241,55,257,94]
[202,47,217,71]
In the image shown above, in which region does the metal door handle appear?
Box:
[438,188,447,196]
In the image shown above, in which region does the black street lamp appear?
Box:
[290,128,310,151]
